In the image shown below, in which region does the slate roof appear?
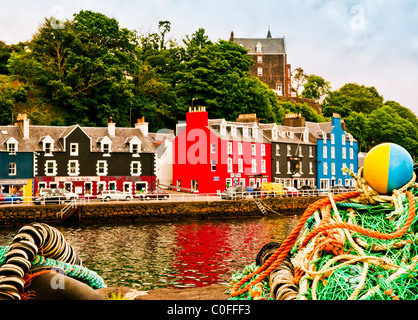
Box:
[258,123,316,145]
[0,123,156,153]
[233,37,286,55]
[208,119,269,144]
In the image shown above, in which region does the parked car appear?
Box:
[300,185,319,196]
[97,190,132,202]
[221,186,249,200]
[0,193,23,204]
[37,188,79,201]
[33,193,67,205]
[139,189,170,201]
[261,182,286,196]
[285,186,302,197]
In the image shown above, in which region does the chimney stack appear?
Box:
[135,116,148,137]
[15,113,30,139]
[108,117,116,137]
[283,113,305,127]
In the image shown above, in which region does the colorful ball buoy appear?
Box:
[363,143,414,194]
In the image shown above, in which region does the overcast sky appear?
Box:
[1,0,417,116]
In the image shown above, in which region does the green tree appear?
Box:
[291,67,307,97]
[323,83,384,117]
[301,75,330,102]
[0,95,14,125]
[344,111,369,152]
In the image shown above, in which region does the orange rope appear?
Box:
[230,191,361,297]
[300,191,416,250]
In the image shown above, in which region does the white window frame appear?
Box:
[227,158,233,173]
[331,163,336,175]
[323,146,327,159]
[342,135,346,145]
[211,143,216,154]
[7,142,16,155]
[261,144,266,156]
[96,160,108,176]
[211,160,217,172]
[45,160,57,176]
[257,55,262,63]
[68,160,79,176]
[350,148,354,159]
[130,161,142,176]
[276,144,280,156]
[275,160,280,174]
[238,159,243,173]
[261,159,266,173]
[309,146,313,157]
[9,162,16,176]
[257,67,263,76]
[331,134,335,144]
[309,162,314,174]
[70,143,79,156]
[238,142,243,155]
[251,144,256,156]
[287,161,291,174]
[342,148,346,159]
[287,145,291,156]
[342,163,347,175]
[251,159,257,173]
[331,147,335,159]
[323,162,328,175]
[227,142,233,155]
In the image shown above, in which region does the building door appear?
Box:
[191,180,199,191]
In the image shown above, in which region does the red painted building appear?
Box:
[173,108,271,194]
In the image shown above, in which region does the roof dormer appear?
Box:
[5,137,18,154]
[39,135,54,155]
[97,136,112,156]
[125,136,142,156]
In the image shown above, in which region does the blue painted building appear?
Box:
[0,115,34,197]
[307,114,358,190]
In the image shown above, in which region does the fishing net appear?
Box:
[227,167,418,300]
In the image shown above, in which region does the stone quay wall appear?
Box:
[0,196,323,228]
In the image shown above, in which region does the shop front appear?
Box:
[0,179,33,200]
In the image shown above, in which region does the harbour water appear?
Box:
[0,215,301,291]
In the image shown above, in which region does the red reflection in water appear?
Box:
[170,221,273,288]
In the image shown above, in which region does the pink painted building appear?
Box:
[173,108,271,194]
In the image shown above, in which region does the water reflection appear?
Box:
[0,215,301,290]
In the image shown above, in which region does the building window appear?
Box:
[309,162,314,174]
[44,142,52,155]
[342,135,346,145]
[130,161,141,176]
[275,160,280,174]
[342,148,346,159]
[350,148,354,159]
[211,160,217,172]
[220,125,226,136]
[227,142,233,155]
[331,147,335,159]
[251,144,256,156]
[287,161,291,174]
[331,163,336,175]
[85,182,92,195]
[64,182,72,192]
[191,180,199,191]
[287,145,291,156]
[331,134,335,144]
[68,160,79,176]
[257,55,262,63]
[342,163,347,175]
[276,82,282,94]
[238,159,243,173]
[238,143,243,155]
[309,146,313,157]
[272,128,278,140]
[251,159,257,173]
[323,146,327,158]
[109,181,116,190]
[45,160,57,176]
[298,146,303,157]
[70,143,79,156]
[9,162,16,176]
[350,163,354,172]
[96,160,108,176]
[102,143,110,155]
[227,158,233,173]
[299,161,303,174]
[276,144,280,156]
[261,160,266,173]
[132,144,139,155]
[323,163,328,175]
[211,144,216,153]
[256,42,262,53]
[257,67,263,76]
[8,143,16,155]
[261,144,266,156]
[231,126,237,136]
[243,127,248,137]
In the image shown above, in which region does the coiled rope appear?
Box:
[0,223,105,300]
